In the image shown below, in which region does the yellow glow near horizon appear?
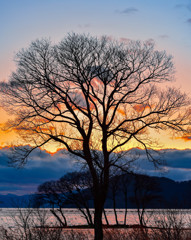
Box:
[0,124,190,154]
[0,106,191,153]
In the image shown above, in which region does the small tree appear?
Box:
[108,174,121,225]
[120,174,131,225]
[153,209,188,240]
[130,174,161,227]
[1,33,190,239]
[36,180,68,227]
[37,171,94,226]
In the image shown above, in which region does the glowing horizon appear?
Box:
[0,127,190,154]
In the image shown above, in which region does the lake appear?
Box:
[0,208,191,228]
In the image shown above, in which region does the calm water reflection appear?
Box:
[0,208,190,228]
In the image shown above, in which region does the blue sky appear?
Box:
[1,0,191,92]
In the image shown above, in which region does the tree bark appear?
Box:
[94,200,104,240]
[93,184,108,240]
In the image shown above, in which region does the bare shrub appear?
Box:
[103,228,130,240]
[0,208,63,240]
[151,209,191,240]
[0,227,90,240]
[104,228,151,240]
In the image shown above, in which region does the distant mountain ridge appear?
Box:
[105,174,191,209]
[0,174,191,208]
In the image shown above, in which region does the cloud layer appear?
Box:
[0,148,79,195]
[0,147,191,195]
[127,148,191,182]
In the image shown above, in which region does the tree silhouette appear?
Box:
[130,174,161,227]
[108,174,121,225]
[120,173,131,225]
[1,33,190,239]
[35,179,68,227]
[36,171,94,226]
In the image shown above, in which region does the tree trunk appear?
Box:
[124,208,127,226]
[94,204,103,240]
[50,209,66,227]
[84,140,109,239]
[124,193,128,225]
[58,207,67,226]
[93,189,107,240]
[113,196,119,225]
[103,209,109,225]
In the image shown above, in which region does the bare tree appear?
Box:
[120,173,131,226]
[37,171,94,226]
[108,174,121,225]
[0,198,64,240]
[130,174,161,227]
[36,180,68,227]
[60,171,94,226]
[153,209,189,240]
[0,33,190,240]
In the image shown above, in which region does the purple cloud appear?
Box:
[159,34,169,39]
[116,7,138,15]
[174,4,185,9]
[77,24,91,28]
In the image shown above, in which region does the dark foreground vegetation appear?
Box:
[1,171,191,240]
[1,172,191,240]
[1,208,191,240]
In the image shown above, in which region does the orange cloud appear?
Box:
[133,104,150,112]
[117,108,126,116]
[13,125,56,133]
[56,103,62,110]
[176,135,191,142]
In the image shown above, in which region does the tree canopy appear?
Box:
[1,34,189,166]
[1,33,190,239]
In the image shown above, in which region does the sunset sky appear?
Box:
[0,0,191,194]
[0,0,191,150]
